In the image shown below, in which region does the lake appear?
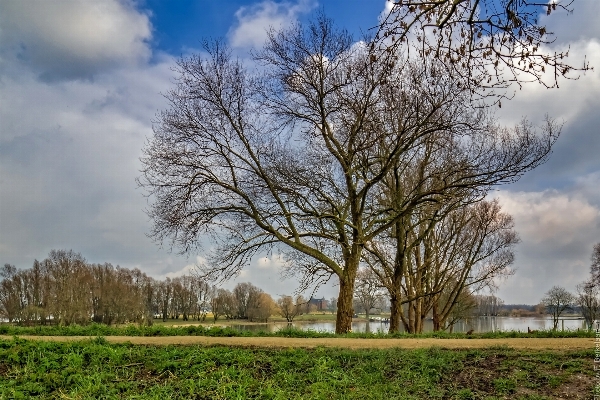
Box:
[225,316,588,334]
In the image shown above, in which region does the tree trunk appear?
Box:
[432,302,442,331]
[335,275,356,334]
[389,295,402,333]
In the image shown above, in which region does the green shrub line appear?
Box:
[0,337,594,399]
[0,323,593,339]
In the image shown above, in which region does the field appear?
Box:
[0,336,595,399]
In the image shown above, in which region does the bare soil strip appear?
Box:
[0,335,592,350]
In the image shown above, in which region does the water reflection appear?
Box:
[225,316,587,334]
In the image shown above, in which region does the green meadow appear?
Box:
[0,336,595,400]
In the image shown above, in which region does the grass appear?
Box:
[0,322,594,339]
[0,337,594,399]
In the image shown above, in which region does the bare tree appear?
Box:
[211,288,236,321]
[541,285,575,330]
[248,292,277,322]
[473,294,504,316]
[277,295,305,322]
[43,250,92,326]
[232,282,263,319]
[576,279,600,330]
[0,264,21,323]
[353,268,385,320]
[379,0,591,102]
[440,286,477,333]
[139,15,558,333]
[328,297,337,313]
[365,198,517,333]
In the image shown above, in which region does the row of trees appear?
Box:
[0,250,280,325]
[1,250,155,325]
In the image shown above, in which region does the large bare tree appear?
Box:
[139,15,558,333]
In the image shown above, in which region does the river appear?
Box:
[225,316,587,334]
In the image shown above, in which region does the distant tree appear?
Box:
[534,303,546,315]
[248,293,277,322]
[440,287,477,333]
[576,279,600,330]
[156,278,172,322]
[474,294,504,316]
[328,297,337,313]
[354,268,384,320]
[43,250,91,326]
[0,264,21,323]
[232,282,263,319]
[277,295,305,322]
[211,288,236,321]
[541,286,575,330]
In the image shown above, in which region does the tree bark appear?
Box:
[335,263,358,334]
[389,295,402,333]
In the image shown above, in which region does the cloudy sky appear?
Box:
[0,0,598,304]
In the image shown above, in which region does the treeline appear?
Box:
[0,250,276,326]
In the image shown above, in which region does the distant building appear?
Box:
[309,297,328,311]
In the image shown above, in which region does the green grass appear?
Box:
[0,337,593,399]
[0,323,594,339]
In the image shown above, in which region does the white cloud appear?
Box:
[539,0,600,45]
[228,0,316,49]
[495,39,600,128]
[0,0,152,80]
[493,189,600,304]
[0,53,176,271]
[497,190,600,245]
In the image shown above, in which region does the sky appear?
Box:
[0,0,598,305]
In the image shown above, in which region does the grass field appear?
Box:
[0,336,595,399]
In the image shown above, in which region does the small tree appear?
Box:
[577,280,600,330]
[277,295,305,322]
[328,297,337,313]
[541,286,575,330]
[353,268,384,320]
[248,293,277,322]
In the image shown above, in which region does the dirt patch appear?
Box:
[0,335,593,349]
[442,351,594,400]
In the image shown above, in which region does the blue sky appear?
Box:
[0,0,598,304]
[145,0,382,55]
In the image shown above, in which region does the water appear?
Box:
[225,316,587,334]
